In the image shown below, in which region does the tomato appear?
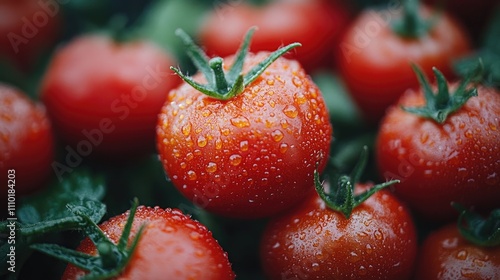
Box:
[376,83,500,221]
[0,83,54,197]
[62,206,235,280]
[337,4,471,124]
[0,0,61,71]
[260,183,418,279]
[41,34,179,158]
[415,223,500,280]
[157,29,332,218]
[198,0,351,71]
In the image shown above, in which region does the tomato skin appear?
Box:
[41,35,179,158]
[415,224,500,280]
[260,183,418,280]
[198,0,350,71]
[337,6,471,124]
[376,84,500,221]
[0,84,54,197]
[0,0,61,71]
[62,206,235,280]
[156,52,332,219]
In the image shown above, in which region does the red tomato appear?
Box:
[415,224,500,280]
[0,84,54,197]
[376,84,500,221]
[156,52,332,219]
[0,0,61,71]
[62,206,235,280]
[260,183,418,279]
[41,35,179,158]
[337,5,471,124]
[198,0,351,71]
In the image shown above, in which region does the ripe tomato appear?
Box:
[0,84,54,197]
[41,34,179,158]
[198,0,351,71]
[62,206,235,280]
[376,84,500,221]
[157,50,332,219]
[415,224,500,280]
[260,183,418,279]
[337,4,471,124]
[0,0,61,71]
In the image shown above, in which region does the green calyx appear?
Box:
[314,146,399,218]
[31,198,145,280]
[402,64,479,124]
[453,203,500,247]
[392,0,434,38]
[171,27,301,100]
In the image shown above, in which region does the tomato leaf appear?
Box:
[453,203,500,247]
[315,146,399,218]
[31,199,145,280]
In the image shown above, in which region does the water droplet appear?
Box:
[486,172,498,186]
[299,232,306,240]
[231,116,250,128]
[272,242,280,249]
[358,266,367,276]
[315,225,323,234]
[464,130,473,138]
[311,263,320,272]
[456,250,467,260]
[197,136,207,147]
[271,130,284,142]
[221,127,231,136]
[201,109,211,117]
[187,170,197,181]
[374,229,384,240]
[229,154,242,166]
[215,139,222,150]
[294,92,307,104]
[190,232,200,240]
[292,77,303,88]
[182,123,192,136]
[240,140,249,151]
[442,238,458,249]
[206,162,217,173]
[365,244,373,254]
[266,79,275,86]
[279,143,289,154]
[186,152,194,161]
[180,162,187,169]
[488,123,497,131]
[349,252,360,263]
[420,132,429,144]
[173,149,181,158]
[283,105,298,118]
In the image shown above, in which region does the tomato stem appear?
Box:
[315,146,399,218]
[171,27,301,100]
[392,0,434,38]
[402,63,480,123]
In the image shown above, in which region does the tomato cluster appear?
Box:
[1,0,499,279]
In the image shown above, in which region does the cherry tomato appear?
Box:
[415,224,500,280]
[0,0,61,71]
[0,83,54,197]
[157,51,332,219]
[376,84,500,221]
[260,183,418,279]
[41,34,179,158]
[62,206,235,280]
[337,4,471,124]
[198,0,351,71]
